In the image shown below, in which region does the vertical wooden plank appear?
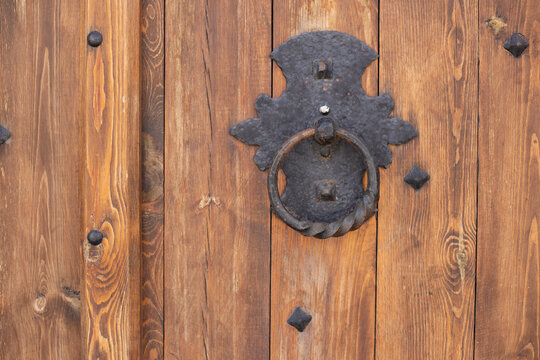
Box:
[164,0,271,359]
[376,1,478,359]
[83,0,141,358]
[476,2,540,358]
[141,0,165,358]
[0,1,83,358]
[270,1,378,359]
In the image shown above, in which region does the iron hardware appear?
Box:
[87,31,103,47]
[230,31,417,238]
[404,166,430,190]
[504,33,529,58]
[0,126,10,145]
[87,230,104,246]
[287,307,312,332]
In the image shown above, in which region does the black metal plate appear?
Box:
[230,31,417,225]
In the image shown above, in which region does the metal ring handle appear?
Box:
[268,127,379,239]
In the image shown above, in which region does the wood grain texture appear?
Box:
[142,0,165,358]
[376,1,478,359]
[164,0,271,358]
[83,0,141,358]
[476,1,540,358]
[0,1,83,358]
[270,1,378,358]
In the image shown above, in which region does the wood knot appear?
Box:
[198,195,221,209]
[33,293,47,314]
[486,16,507,37]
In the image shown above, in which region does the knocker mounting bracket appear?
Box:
[230,31,417,238]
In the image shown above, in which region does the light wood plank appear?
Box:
[0,1,83,358]
[476,1,540,358]
[164,0,271,358]
[376,1,478,358]
[83,0,141,358]
[271,1,378,358]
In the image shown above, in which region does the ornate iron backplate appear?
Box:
[230,31,417,238]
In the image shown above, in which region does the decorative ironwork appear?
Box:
[287,307,312,332]
[504,33,529,58]
[230,31,417,238]
[404,165,430,190]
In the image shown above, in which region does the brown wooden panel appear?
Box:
[164,0,271,358]
[83,1,141,358]
[476,2,540,358]
[271,1,378,358]
[142,0,165,358]
[376,1,478,359]
[0,1,83,358]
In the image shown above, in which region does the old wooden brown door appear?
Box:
[0,0,538,359]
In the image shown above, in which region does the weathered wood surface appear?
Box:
[83,0,141,358]
[376,1,478,358]
[0,1,83,358]
[164,0,271,358]
[270,1,378,358]
[142,0,165,358]
[476,1,540,358]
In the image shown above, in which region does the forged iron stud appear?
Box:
[87,31,103,47]
[87,230,104,246]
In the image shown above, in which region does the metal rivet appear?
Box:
[0,126,11,145]
[404,165,430,190]
[87,31,103,47]
[287,307,312,332]
[319,105,330,115]
[316,179,337,202]
[319,146,331,158]
[504,33,529,58]
[87,230,104,245]
[313,59,333,80]
[314,118,335,144]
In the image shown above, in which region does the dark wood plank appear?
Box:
[142,0,165,358]
[164,0,271,358]
[0,1,83,358]
[83,1,141,358]
[476,1,540,358]
[270,1,378,358]
[376,1,478,358]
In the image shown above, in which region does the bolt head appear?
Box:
[87,230,104,245]
[87,31,103,47]
[313,59,333,80]
[504,33,529,58]
[314,118,335,144]
[287,307,312,332]
[319,105,330,115]
[316,179,337,201]
[404,165,430,190]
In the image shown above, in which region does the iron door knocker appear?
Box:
[230,31,417,238]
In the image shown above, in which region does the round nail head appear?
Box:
[87,230,104,245]
[319,105,330,115]
[87,31,103,47]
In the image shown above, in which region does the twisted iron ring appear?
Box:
[268,126,378,239]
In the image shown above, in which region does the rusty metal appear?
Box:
[0,126,10,145]
[230,31,417,238]
[268,127,378,238]
[87,31,103,47]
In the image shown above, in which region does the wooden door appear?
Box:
[0,0,538,359]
